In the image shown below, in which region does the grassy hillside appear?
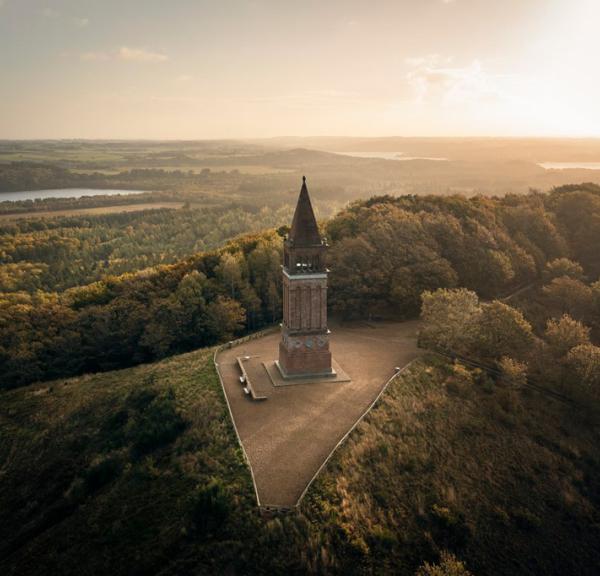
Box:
[303,355,600,576]
[2,344,599,575]
[0,347,265,575]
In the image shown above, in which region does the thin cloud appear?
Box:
[39,7,59,18]
[80,47,168,63]
[80,51,109,62]
[406,55,508,105]
[117,46,168,63]
[38,7,89,28]
[236,90,364,110]
[79,52,110,62]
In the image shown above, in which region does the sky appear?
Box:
[0,0,599,139]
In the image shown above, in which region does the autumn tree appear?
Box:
[566,344,600,392]
[472,301,534,362]
[544,315,590,358]
[215,251,245,299]
[206,296,245,341]
[498,356,528,389]
[419,288,480,353]
[542,276,594,321]
[542,258,585,283]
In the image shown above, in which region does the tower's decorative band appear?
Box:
[277,176,333,377]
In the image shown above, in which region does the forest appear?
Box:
[0,204,297,292]
[3,182,600,391]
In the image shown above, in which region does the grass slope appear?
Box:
[0,347,262,575]
[303,355,600,575]
[2,346,599,576]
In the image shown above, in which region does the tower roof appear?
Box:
[289,176,321,246]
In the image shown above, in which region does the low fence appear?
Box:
[294,357,421,511]
[212,325,279,510]
[215,325,280,354]
[214,328,422,515]
[430,347,571,404]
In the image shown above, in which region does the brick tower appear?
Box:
[277,176,333,377]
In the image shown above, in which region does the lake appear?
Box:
[0,188,146,202]
[538,162,600,170]
[335,151,448,161]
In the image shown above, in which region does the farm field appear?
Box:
[0,202,185,220]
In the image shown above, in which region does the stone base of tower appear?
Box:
[277,341,333,378]
[264,356,351,387]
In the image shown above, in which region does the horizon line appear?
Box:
[2,135,600,142]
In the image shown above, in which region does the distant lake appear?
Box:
[0,188,146,202]
[538,162,600,170]
[335,151,449,162]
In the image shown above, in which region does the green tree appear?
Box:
[206,296,245,341]
[215,252,245,299]
[419,288,480,353]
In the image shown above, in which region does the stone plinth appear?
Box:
[264,357,351,387]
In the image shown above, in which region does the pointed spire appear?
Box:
[289,176,321,246]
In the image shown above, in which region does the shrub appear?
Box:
[445,362,474,397]
[497,356,528,389]
[415,551,473,576]
[430,504,470,549]
[83,454,122,494]
[125,387,186,457]
[512,507,542,532]
[190,478,232,536]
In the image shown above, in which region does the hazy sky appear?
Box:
[1,0,599,139]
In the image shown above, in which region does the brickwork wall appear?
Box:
[282,275,328,332]
[279,341,332,375]
[280,273,332,375]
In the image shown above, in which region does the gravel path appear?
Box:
[216,320,420,507]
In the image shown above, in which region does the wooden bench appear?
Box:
[236,356,267,401]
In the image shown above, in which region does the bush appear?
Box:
[415,551,474,576]
[512,507,542,532]
[83,454,122,494]
[445,362,474,397]
[497,356,528,389]
[190,479,232,536]
[125,387,186,457]
[430,504,471,549]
